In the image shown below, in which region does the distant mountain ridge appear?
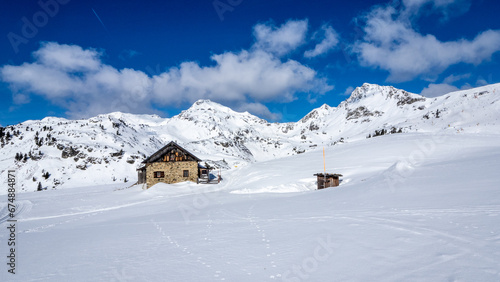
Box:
[1,83,499,192]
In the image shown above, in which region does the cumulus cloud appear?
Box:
[354,4,500,82]
[150,49,329,106]
[420,83,459,97]
[35,42,101,72]
[476,78,488,86]
[304,24,339,58]
[442,73,470,84]
[342,86,355,96]
[236,102,281,121]
[420,74,474,97]
[253,19,308,57]
[1,21,332,121]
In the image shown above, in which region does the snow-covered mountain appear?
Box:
[1,83,499,192]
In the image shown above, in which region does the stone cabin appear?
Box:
[137,141,202,188]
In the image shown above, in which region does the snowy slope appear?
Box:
[1,132,499,281]
[0,83,499,192]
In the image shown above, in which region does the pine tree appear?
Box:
[37,182,43,191]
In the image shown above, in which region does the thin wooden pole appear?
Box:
[323,147,326,188]
[323,147,326,173]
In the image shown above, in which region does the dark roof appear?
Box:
[143,141,201,163]
[314,173,343,177]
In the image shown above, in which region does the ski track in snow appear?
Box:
[23,210,105,233]
[0,200,32,224]
[20,196,159,223]
[150,218,228,281]
[17,194,166,233]
[246,205,280,280]
[337,207,500,278]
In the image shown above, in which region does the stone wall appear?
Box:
[145,161,198,188]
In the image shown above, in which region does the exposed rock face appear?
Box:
[61,147,79,159]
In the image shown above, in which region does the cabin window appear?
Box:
[154,171,165,178]
[183,170,189,177]
[201,169,207,175]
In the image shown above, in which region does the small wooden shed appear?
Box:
[314,173,343,189]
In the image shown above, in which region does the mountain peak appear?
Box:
[193,99,216,106]
[189,99,231,111]
[346,83,389,103]
[177,99,240,121]
[345,83,422,105]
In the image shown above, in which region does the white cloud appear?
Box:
[12,93,30,104]
[476,78,488,86]
[354,4,500,82]
[420,74,477,97]
[304,24,339,58]
[403,0,457,11]
[1,35,332,119]
[236,102,281,121]
[150,49,330,105]
[34,42,101,72]
[343,86,354,96]
[443,73,470,84]
[420,83,459,97]
[253,19,308,56]
[402,0,471,19]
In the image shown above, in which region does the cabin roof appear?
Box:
[143,141,201,163]
[314,173,343,177]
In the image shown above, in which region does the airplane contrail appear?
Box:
[92,8,108,32]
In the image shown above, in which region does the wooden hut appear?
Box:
[137,166,146,184]
[198,164,209,180]
[314,173,343,189]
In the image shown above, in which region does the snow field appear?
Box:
[1,132,500,281]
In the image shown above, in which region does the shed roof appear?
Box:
[143,141,201,163]
[314,173,343,177]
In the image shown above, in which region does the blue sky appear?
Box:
[1,0,499,125]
